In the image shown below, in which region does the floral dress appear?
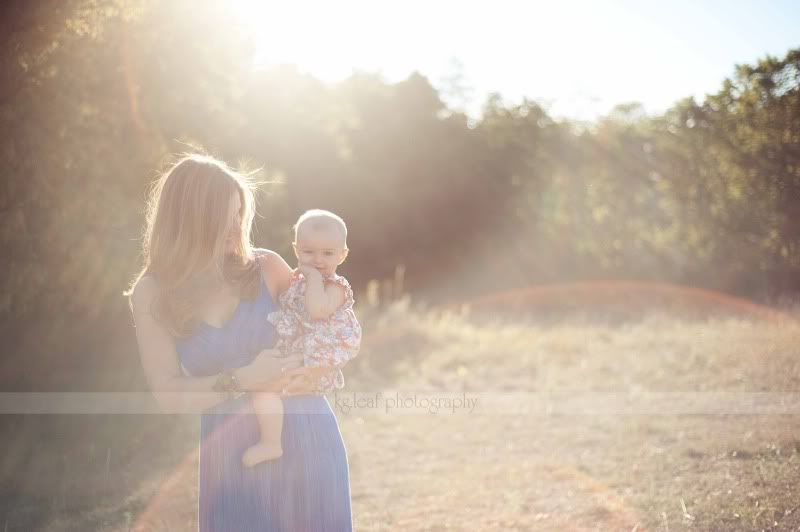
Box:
[268,270,362,393]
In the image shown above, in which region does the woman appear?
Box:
[126,154,353,531]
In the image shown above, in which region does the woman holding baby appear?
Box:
[126,154,357,531]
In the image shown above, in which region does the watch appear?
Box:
[213,368,244,399]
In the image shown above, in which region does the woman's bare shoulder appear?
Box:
[131,275,158,309]
[252,248,289,270]
[252,248,292,295]
[253,247,280,261]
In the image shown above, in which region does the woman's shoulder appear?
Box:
[252,247,285,266]
[131,274,158,297]
[252,248,290,276]
[251,247,293,297]
[131,275,158,309]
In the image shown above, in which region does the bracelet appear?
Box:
[212,368,244,399]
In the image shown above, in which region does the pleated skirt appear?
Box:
[198,394,352,531]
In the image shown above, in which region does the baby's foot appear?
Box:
[242,443,283,467]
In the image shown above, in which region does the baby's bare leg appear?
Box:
[241,392,284,467]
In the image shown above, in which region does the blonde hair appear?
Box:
[293,209,348,249]
[124,154,262,337]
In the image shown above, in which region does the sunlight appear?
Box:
[229,0,375,80]
[227,0,800,121]
[221,0,700,120]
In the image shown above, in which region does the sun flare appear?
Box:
[229,0,375,80]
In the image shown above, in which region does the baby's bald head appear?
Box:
[293,209,348,248]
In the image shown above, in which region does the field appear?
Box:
[5,288,800,531]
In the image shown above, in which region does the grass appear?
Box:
[4,292,800,531]
[343,299,800,531]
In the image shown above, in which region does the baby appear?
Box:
[242,209,362,467]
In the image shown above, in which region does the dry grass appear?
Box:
[342,301,800,531]
[7,298,800,531]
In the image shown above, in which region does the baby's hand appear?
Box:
[297,263,323,281]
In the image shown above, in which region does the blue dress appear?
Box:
[175,258,353,531]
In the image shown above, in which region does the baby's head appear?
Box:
[292,209,349,277]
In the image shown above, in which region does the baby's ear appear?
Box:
[338,248,349,265]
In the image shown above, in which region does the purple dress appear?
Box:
[175,253,353,531]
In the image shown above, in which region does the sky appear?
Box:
[231,0,800,121]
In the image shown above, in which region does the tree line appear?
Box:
[0,0,797,386]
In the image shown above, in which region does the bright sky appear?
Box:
[232,0,800,121]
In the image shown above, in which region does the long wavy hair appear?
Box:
[124,154,262,337]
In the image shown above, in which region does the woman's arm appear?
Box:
[280,366,343,395]
[131,276,303,411]
[131,276,236,413]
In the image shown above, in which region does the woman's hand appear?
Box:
[239,349,304,392]
[277,366,341,396]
